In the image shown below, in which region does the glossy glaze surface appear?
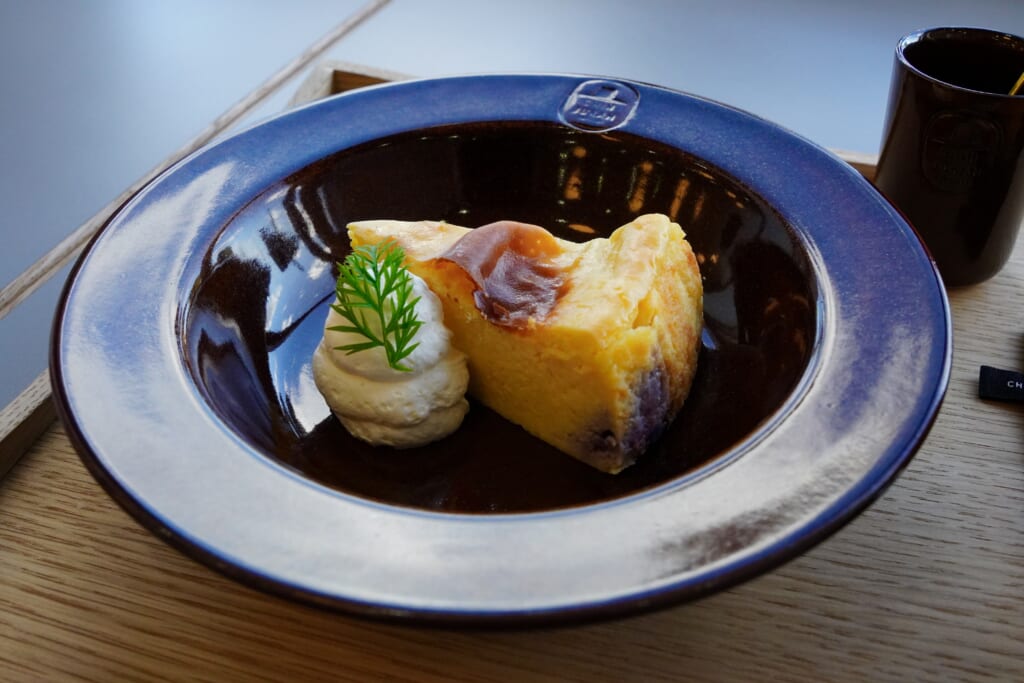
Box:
[52,75,950,624]
[184,124,814,513]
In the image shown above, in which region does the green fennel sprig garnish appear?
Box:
[329,241,423,372]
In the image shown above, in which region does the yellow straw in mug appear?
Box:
[1011,72,1024,95]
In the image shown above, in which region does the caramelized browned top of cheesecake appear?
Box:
[437,221,570,329]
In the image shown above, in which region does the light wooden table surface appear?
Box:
[2,64,1024,683]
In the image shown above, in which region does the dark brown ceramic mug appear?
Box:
[874,27,1024,287]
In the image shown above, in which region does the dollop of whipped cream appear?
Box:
[312,274,469,447]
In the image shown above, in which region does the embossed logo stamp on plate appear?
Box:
[560,80,640,132]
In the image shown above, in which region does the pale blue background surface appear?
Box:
[3,0,1023,407]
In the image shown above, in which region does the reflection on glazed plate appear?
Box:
[51,74,950,625]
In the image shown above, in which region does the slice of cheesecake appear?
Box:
[347,214,703,474]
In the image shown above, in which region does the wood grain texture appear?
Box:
[832,149,878,181]
[0,370,54,481]
[2,241,1022,682]
[287,60,409,108]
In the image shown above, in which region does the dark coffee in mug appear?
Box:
[874,27,1024,286]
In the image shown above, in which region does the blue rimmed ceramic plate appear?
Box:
[51,74,950,625]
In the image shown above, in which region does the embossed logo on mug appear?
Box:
[560,80,640,132]
[922,111,1002,193]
